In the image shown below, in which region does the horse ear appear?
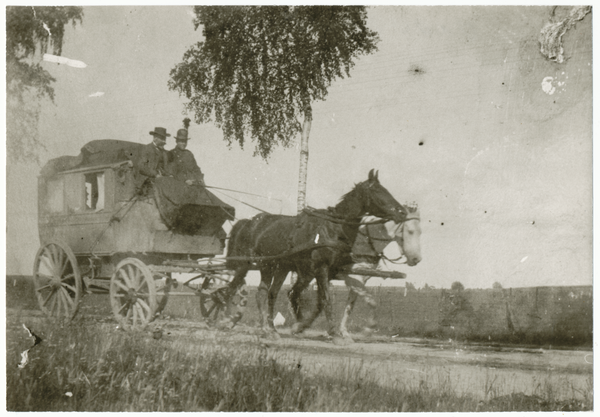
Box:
[375,170,379,180]
[368,169,375,181]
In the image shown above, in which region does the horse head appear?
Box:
[359,169,406,223]
[390,202,422,266]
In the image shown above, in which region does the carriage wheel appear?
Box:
[33,242,82,320]
[110,258,158,330]
[199,276,248,328]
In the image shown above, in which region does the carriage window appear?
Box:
[46,177,64,213]
[85,172,105,210]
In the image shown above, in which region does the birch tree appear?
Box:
[169,6,378,212]
[7,6,83,163]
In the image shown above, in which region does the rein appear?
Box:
[359,214,420,264]
[363,223,405,264]
[302,208,389,226]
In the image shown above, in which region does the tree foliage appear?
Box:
[169,6,379,159]
[451,281,465,292]
[6,6,83,163]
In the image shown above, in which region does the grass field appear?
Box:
[6,276,592,411]
[6,313,591,411]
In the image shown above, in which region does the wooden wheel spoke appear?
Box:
[48,293,57,314]
[132,303,138,326]
[58,290,68,317]
[55,288,64,316]
[136,279,148,293]
[206,301,219,316]
[59,255,70,278]
[37,273,54,281]
[61,288,74,307]
[118,300,130,314]
[126,265,137,287]
[36,283,53,292]
[111,259,156,329]
[47,245,58,267]
[62,283,77,294]
[137,299,151,315]
[115,280,130,293]
[51,245,64,276]
[134,303,144,322]
[40,255,55,277]
[134,268,142,288]
[61,272,75,282]
[118,269,132,288]
[42,287,56,307]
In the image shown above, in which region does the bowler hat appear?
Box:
[149,127,170,139]
[174,128,190,141]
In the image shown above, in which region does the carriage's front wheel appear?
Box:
[33,241,82,320]
[110,258,158,330]
[199,276,248,328]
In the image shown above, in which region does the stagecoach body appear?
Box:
[34,140,239,328]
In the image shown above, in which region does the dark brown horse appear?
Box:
[226,169,406,343]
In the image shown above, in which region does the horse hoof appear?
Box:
[362,327,375,337]
[291,323,305,335]
[266,331,281,341]
[332,336,352,346]
[261,329,281,341]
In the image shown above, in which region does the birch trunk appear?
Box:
[297,104,312,213]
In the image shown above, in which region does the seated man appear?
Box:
[168,126,205,186]
[133,127,170,194]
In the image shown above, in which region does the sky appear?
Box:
[4,5,593,289]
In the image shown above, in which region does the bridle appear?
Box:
[359,211,420,264]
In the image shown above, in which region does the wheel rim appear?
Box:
[199,277,247,327]
[110,258,157,330]
[199,276,226,325]
[33,242,82,320]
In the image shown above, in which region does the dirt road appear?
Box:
[168,320,592,401]
[9,309,592,402]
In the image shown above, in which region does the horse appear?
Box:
[225,169,406,344]
[294,207,421,343]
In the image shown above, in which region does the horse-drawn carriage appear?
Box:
[34,139,421,341]
[34,139,247,329]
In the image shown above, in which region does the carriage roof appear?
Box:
[40,140,143,178]
[37,139,232,258]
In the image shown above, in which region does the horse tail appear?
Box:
[226,218,252,270]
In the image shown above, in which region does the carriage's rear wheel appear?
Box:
[33,242,82,320]
[199,276,248,328]
[110,258,158,330]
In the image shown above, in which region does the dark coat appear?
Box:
[133,143,169,191]
[167,147,204,184]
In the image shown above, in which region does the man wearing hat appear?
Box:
[133,127,171,193]
[168,126,205,186]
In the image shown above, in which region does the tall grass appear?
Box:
[6,315,591,412]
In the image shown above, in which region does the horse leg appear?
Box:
[363,287,378,335]
[345,273,377,335]
[213,265,249,330]
[318,266,346,344]
[288,270,311,334]
[267,266,288,331]
[256,265,274,333]
[339,282,359,341]
[296,264,340,341]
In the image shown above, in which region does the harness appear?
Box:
[359,211,421,264]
